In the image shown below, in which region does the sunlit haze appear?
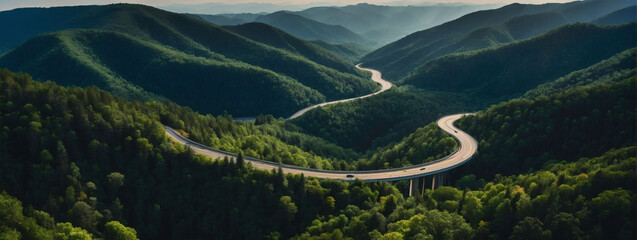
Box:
[0,0,575,11]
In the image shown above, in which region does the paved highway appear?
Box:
[164,112,477,181]
[234,64,392,122]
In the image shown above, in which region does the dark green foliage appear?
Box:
[0,4,377,117]
[456,78,635,179]
[362,0,634,81]
[0,69,398,239]
[224,22,365,74]
[401,23,636,106]
[290,88,469,152]
[524,47,636,98]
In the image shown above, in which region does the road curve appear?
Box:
[287,64,392,120]
[164,113,477,182]
[232,64,392,121]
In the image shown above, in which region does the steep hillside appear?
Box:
[456,78,635,179]
[0,30,325,117]
[400,23,636,106]
[0,4,377,117]
[362,0,635,80]
[224,22,361,73]
[254,11,367,44]
[592,6,637,25]
[524,47,636,98]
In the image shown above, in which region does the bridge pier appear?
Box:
[431,172,447,190]
[409,176,425,197]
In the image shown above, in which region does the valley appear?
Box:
[0,0,634,239]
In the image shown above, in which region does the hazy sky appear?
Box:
[0,0,574,11]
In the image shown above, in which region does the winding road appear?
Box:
[286,64,392,120]
[163,66,477,181]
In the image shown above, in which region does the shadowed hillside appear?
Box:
[0,4,377,117]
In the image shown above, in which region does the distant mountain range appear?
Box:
[195,3,499,47]
[0,4,377,117]
[361,0,636,80]
[253,11,368,45]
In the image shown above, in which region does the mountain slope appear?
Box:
[224,22,361,73]
[297,3,500,46]
[400,23,636,106]
[362,0,635,80]
[592,6,637,25]
[456,78,635,179]
[0,4,377,117]
[524,47,636,98]
[0,29,325,116]
[254,11,367,44]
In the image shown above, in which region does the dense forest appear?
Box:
[1,56,634,238]
[290,88,470,152]
[456,78,635,179]
[400,23,636,106]
[0,69,398,239]
[361,0,634,81]
[295,146,636,239]
[0,0,635,239]
[0,4,377,117]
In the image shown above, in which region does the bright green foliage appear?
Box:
[104,221,138,240]
[359,123,457,169]
[0,191,95,240]
[54,223,93,240]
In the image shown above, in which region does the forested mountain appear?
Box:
[194,13,262,26]
[252,11,367,45]
[456,78,635,179]
[223,22,358,73]
[524,47,636,98]
[2,66,634,240]
[592,6,637,25]
[1,1,635,239]
[292,74,636,239]
[0,69,394,239]
[400,23,636,106]
[309,40,371,63]
[0,4,377,117]
[361,0,635,80]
